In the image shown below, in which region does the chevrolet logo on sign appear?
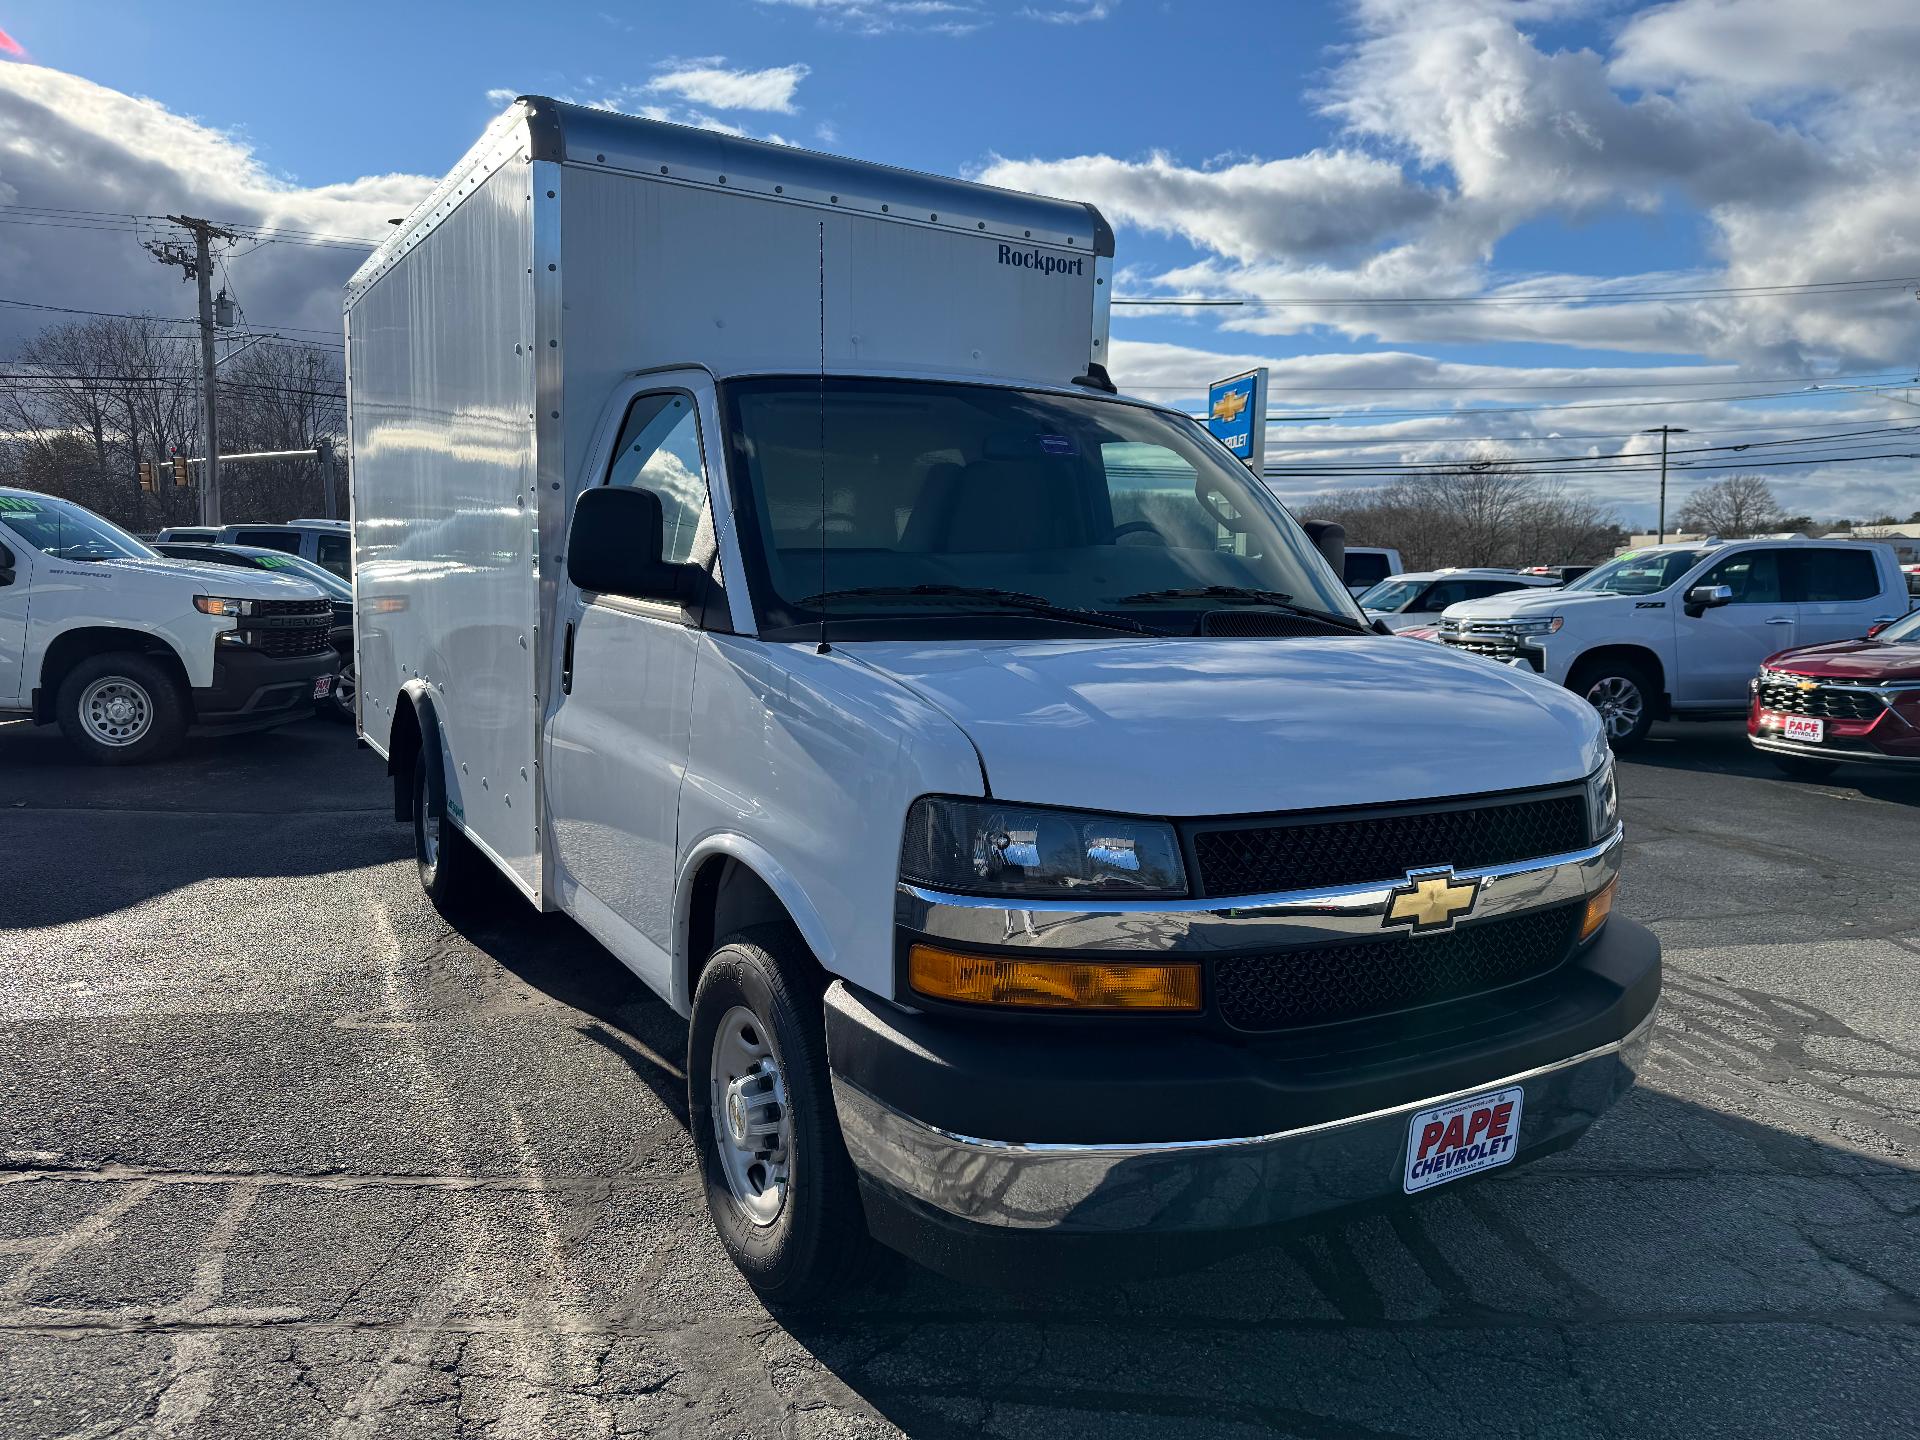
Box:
[1384,867,1481,934]
[1211,388,1249,422]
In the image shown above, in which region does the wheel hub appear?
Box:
[709,1006,792,1227]
[1585,675,1643,739]
[79,677,153,746]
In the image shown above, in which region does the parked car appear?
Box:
[1341,545,1402,597]
[1904,563,1920,600]
[0,488,336,763]
[1747,606,1920,776]
[153,542,355,722]
[1359,568,1561,633]
[213,519,352,579]
[346,98,1658,1302]
[1521,564,1593,583]
[153,526,219,544]
[1438,539,1911,751]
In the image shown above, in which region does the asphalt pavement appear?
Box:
[2,712,1918,1438]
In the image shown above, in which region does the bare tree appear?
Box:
[1297,463,1617,571]
[1674,475,1784,538]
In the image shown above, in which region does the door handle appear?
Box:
[1764,617,1793,625]
[561,621,576,694]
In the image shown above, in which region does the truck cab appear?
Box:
[0,488,337,763]
[1437,539,1911,749]
[348,100,1660,1302]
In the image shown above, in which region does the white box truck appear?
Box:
[347,99,1659,1301]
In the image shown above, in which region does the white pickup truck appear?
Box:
[0,488,337,763]
[1437,538,1912,749]
[348,100,1660,1301]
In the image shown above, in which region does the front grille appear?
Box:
[1213,902,1584,1031]
[249,597,333,618]
[247,624,333,658]
[1440,630,1519,661]
[1756,675,1884,721]
[1190,790,1588,898]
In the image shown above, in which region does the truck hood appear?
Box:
[1766,638,1920,682]
[99,556,329,599]
[844,637,1606,816]
[1442,589,1629,622]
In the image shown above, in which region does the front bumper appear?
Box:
[191,646,335,731]
[827,913,1661,1241]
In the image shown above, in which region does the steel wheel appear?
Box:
[1585,674,1644,741]
[78,676,153,747]
[708,1004,792,1227]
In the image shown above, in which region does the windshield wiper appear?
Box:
[794,583,1169,636]
[1114,585,1365,631]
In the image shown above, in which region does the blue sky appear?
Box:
[3,0,1919,524]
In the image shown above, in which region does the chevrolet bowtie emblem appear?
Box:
[1211,388,1249,422]
[1385,867,1480,934]
[1796,679,1819,692]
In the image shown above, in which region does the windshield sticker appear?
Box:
[1038,434,1076,456]
[256,555,297,568]
[0,498,39,513]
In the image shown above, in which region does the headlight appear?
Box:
[1502,617,1563,636]
[193,595,252,617]
[1585,753,1619,842]
[900,797,1188,899]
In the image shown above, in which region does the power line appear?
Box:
[1114,273,1920,308]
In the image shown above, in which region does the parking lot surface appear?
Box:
[2,714,1918,1438]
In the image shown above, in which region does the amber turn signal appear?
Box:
[907,944,1203,1013]
[1579,877,1617,941]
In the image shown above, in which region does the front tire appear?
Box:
[688,926,868,1307]
[321,653,356,724]
[1571,659,1656,752]
[55,653,189,765]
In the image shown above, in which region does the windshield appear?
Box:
[0,494,155,561]
[1879,608,1920,643]
[719,378,1362,639]
[1566,549,1709,597]
[245,549,352,600]
[1358,578,1427,612]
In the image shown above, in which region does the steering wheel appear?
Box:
[1111,521,1166,544]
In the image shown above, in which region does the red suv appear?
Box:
[1749,607,1920,776]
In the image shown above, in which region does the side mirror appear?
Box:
[566,486,704,605]
[1866,620,1891,639]
[1684,583,1733,617]
[1300,519,1346,579]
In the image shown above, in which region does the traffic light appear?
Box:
[172,457,190,487]
[138,461,155,492]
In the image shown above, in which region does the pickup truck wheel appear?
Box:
[689,927,867,1307]
[1770,754,1839,781]
[1570,660,1655,752]
[321,654,356,723]
[55,653,188,765]
[412,748,481,913]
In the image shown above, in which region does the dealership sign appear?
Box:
[1207,368,1267,472]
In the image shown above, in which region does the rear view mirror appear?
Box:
[1684,583,1733,617]
[566,486,704,605]
[1300,519,1346,578]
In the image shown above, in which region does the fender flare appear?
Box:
[673,832,837,1013]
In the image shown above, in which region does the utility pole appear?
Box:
[1642,426,1689,543]
[146,216,237,525]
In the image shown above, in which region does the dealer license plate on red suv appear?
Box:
[1404,1086,1524,1194]
[1783,715,1824,743]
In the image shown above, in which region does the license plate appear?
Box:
[1404,1086,1524,1194]
[313,674,334,700]
[1783,715,1824,743]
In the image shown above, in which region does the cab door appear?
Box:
[544,378,723,995]
[1790,547,1890,645]
[1671,547,1795,707]
[0,533,29,707]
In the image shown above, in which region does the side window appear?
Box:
[1344,552,1391,589]
[1695,549,1784,604]
[1792,548,1878,603]
[1422,580,1473,609]
[1466,580,1520,599]
[236,529,300,555]
[316,533,350,577]
[605,392,714,567]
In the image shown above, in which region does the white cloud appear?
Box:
[0,64,430,347]
[645,61,810,114]
[1611,0,1920,103]
[974,150,1441,264]
[753,0,983,35]
[1021,1,1113,23]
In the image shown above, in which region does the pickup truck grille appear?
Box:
[1438,628,1519,662]
[1213,902,1583,1031]
[1755,674,1885,721]
[1188,789,1588,898]
[236,597,334,658]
